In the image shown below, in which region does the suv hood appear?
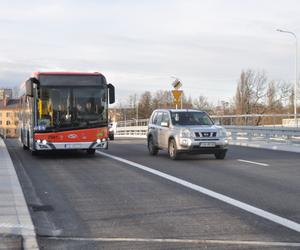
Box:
[176,125,219,132]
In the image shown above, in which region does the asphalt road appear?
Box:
[5,138,300,250]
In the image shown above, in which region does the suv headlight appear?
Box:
[180,128,191,138]
[218,127,227,137]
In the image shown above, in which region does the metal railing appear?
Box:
[114,114,300,145]
[117,119,149,127]
[116,126,148,136]
[226,126,300,145]
[115,114,300,128]
[211,114,300,127]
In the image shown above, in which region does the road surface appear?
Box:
[5,138,300,249]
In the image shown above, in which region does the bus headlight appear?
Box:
[37,139,41,143]
[42,140,47,145]
[96,139,101,144]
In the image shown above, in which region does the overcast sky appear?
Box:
[0,0,299,104]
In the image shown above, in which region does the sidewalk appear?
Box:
[0,138,38,249]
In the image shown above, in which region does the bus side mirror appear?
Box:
[107,83,115,104]
[25,78,40,97]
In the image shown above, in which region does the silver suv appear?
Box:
[147,109,228,160]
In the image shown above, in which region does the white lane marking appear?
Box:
[238,159,269,167]
[0,223,34,230]
[97,151,300,233]
[111,140,145,145]
[43,237,300,247]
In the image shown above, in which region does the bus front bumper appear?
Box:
[34,140,108,150]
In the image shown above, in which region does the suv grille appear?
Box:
[195,132,217,137]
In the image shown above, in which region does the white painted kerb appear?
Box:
[0,138,39,249]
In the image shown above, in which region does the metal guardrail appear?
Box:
[116,114,300,127]
[116,126,148,136]
[117,119,149,127]
[212,114,300,127]
[224,126,300,144]
[115,123,300,145]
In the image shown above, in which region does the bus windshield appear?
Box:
[170,111,213,126]
[36,86,107,131]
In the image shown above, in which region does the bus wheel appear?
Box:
[87,149,96,155]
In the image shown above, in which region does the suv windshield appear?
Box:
[170,111,213,126]
[37,86,107,131]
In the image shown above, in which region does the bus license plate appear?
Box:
[200,142,216,147]
[65,144,82,149]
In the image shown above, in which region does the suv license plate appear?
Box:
[200,142,216,147]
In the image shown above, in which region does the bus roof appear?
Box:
[32,72,104,78]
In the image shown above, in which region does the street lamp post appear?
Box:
[276,29,298,127]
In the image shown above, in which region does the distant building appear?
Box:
[0,88,13,100]
[0,97,20,138]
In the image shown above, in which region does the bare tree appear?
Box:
[128,94,138,120]
[234,69,268,125]
[266,81,278,112]
[138,91,152,119]
[152,90,173,109]
[266,80,293,114]
[115,70,295,125]
[181,94,193,109]
[193,95,214,113]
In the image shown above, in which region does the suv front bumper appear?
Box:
[177,137,228,154]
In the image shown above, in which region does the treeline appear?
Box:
[114,69,298,122]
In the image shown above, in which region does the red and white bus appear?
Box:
[19,72,115,155]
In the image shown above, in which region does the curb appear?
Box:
[0,138,39,249]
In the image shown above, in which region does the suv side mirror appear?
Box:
[25,77,40,97]
[107,83,115,104]
[214,119,220,125]
[161,121,169,127]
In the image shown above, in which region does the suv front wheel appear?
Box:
[168,139,180,160]
[215,150,226,160]
[148,136,158,156]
